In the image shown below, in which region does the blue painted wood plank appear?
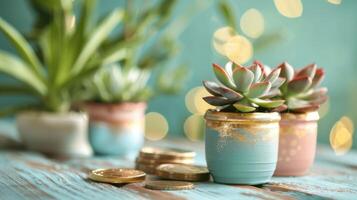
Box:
[0,126,357,200]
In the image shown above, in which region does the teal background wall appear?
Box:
[1,0,356,147]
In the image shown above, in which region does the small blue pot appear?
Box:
[204,111,280,185]
[89,122,144,157]
[84,102,146,157]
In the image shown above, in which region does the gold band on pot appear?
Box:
[204,110,280,143]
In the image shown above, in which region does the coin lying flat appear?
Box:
[144,180,194,190]
[88,168,146,184]
[156,164,210,182]
[139,147,196,160]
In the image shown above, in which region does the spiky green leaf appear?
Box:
[0,17,44,80]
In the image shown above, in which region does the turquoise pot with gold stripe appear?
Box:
[84,102,146,157]
[204,110,280,185]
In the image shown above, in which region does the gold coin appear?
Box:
[144,180,194,190]
[136,157,194,165]
[135,163,158,174]
[139,147,196,160]
[156,164,210,182]
[88,168,146,184]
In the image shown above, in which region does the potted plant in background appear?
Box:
[80,0,188,156]
[274,62,327,176]
[0,0,125,156]
[202,60,285,185]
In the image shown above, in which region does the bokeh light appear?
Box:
[327,0,342,5]
[213,26,236,55]
[330,116,354,155]
[185,87,199,114]
[223,35,253,64]
[193,87,215,115]
[274,0,303,18]
[240,8,265,39]
[184,114,205,141]
[185,86,214,115]
[145,112,169,141]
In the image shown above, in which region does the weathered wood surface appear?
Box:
[0,121,357,200]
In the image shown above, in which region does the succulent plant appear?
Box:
[202,61,286,113]
[277,62,327,113]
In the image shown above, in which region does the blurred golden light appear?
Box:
[145,112,169,141]
[274,0,303,18]
[193,87,215,115]
[184,114,205,141]
[318,100,329,119]
[240,8,265,39]
[213,26,236,55]
[223,35,253,64]
[185,87,214,115]
[327,0,342,5]
[330,117,354,155]
[185,87,200,114]
[340,116,354,134]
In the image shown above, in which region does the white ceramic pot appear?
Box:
[16,111,93,157]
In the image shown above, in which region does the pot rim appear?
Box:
[280,111,319,122]
[204,109,281,122]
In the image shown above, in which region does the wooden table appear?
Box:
[0,121,357,200]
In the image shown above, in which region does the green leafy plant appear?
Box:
[277,62,327,113]
[27,0,189,104]
[0,0,124,114]
[203,60,286,112]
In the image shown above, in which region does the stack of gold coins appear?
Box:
[135,147,196,174]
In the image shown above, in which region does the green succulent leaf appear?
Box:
[278,62,294,82]
[249,63,262,83]
[265,68,281,84]
[310,68,325,88]
[247,82,271,98]
[202,80,223,96]
[287,98,319,112]
[272,77,286,88]
[250,98,285,108]
[261,88,281,98]
[233,103,256,112]
[203,96,234,106]
[232,66,254,92]
[287,76,312,96]
[296,63,316,80]
[212,63,235,88]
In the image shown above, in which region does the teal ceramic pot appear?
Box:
[204,110,280,185]
[84,102,146,157]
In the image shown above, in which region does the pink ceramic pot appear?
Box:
[274,112,319,176]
